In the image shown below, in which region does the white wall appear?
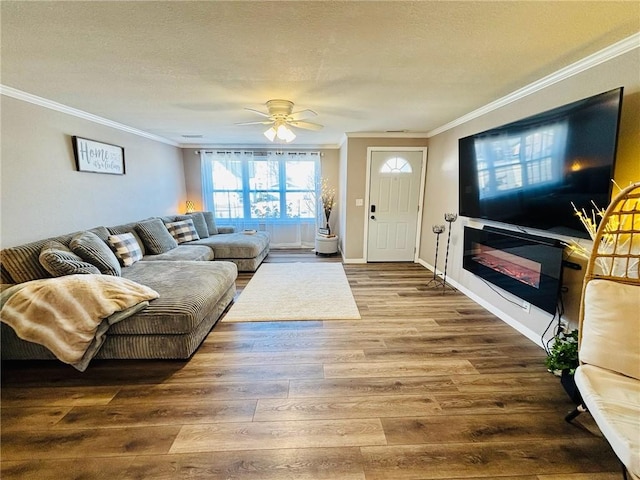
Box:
[419,48,640,346]
[1,97,186,247]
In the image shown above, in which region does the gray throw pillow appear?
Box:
[135,218,178,254]
[176,212,209,239]
[39,240,101,277]
[70,231,121,276]
[199,211,218,235]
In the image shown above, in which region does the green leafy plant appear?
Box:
[545,329,579,375]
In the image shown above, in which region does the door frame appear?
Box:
[363,146,428,263]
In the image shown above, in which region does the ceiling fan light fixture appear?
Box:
[245,100,320,143]
[264,122,296,143]
[277,123,296,143]
[264,126,277,142]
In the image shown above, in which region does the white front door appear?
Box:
[367,150,424,262]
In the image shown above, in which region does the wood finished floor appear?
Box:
[1,250,621,480]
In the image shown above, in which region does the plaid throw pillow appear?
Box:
[166,219,200,244]
[108,233,143,267]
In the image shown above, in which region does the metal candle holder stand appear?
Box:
[441,212,458,293]
[426,224,446,288]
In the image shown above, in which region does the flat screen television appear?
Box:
[459,87,623,239]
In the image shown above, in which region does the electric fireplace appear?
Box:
[463,226,564,314]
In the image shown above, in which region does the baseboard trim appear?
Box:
[343,257,367,264]
[416,259,544,349]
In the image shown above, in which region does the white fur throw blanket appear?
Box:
[0,275,159,371]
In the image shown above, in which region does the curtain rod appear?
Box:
[195,150,321,156]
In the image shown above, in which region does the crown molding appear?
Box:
[180,143,341,150]
[345,131,430,138]
[0,85,179,147]
[427,32,640,137]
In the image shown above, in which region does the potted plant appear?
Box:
[546,329,581,404]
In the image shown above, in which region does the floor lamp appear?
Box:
[426,224,445,288]
[441,212,458,293]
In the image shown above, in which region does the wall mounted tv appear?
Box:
[459,87,623,239]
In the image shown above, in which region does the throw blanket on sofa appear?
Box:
[0,275,159,371]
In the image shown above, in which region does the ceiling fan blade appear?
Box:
[235,120,273,126]
[288,109,317,121]
[244,108,271,118]
[289,120,324,131]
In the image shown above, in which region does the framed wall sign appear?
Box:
[72,136,125,175]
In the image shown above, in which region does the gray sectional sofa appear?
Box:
[0,212,270,364]
[110,212,270,272]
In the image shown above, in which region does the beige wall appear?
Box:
[342,136,429,260]
[1,97,186,247]
[319,149,340,235]
[181,148,205,213]
[420,48,640,343]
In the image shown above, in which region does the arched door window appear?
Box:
[380,156,412,173]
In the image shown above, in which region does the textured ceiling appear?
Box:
[2,1,639,147]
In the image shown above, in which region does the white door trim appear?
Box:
[363,146,428,263]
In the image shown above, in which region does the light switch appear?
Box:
[355,198,364,207]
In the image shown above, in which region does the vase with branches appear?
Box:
[319,177,336,234]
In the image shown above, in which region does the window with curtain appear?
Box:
[201,150,321,247]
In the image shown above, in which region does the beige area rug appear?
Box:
[223,263,361,322]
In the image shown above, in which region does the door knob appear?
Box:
[370,215,375,220]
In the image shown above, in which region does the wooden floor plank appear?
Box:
[433,390,575,415]
[156,362,324,384]
[324,359,479,378]
[109,381,289,405]
[124,448,366,480]
[1,457,135,480]
[193,349,367,366]
[360,438,620,479]
[449,372,564,393]
[169,419,387,453]
[0,385,120,407]
[1,425,180,460]
[381,413,594,445]
[289,376,459,398]
[536,474,622,480]
[254,394,440,421]
[55,399,258,428]
[0,406,72,432]
[251,338,387,352]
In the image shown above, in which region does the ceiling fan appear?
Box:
[236,99,323,143]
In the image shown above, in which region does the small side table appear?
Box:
[315,235,339,255]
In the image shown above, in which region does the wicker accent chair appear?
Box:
[569,182,640,480]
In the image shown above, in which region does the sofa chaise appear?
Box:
[112,212,270,272]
